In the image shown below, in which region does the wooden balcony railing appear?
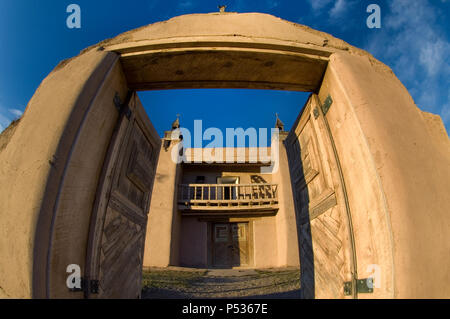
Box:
[178,183,278,211]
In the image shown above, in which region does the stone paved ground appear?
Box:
[142,267,301,299]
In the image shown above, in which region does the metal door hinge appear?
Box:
[344,278,374,296]
[113,92,123,112]
[89,279,100,294]
[321,95,333,115]
[313,107,320,119]
[343,281,352,296]
[68,278,99,294]
[113,92,132,119]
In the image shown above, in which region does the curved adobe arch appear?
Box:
[0,12,449,299]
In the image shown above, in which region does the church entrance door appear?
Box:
[212,222,249,268]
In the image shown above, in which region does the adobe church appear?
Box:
[144,116,299,270]
[0,12,449,299]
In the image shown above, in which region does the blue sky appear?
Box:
[0,0,449,142]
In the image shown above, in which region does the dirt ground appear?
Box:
[142,267,301,299]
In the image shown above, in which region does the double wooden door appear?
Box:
[212,222,249,268]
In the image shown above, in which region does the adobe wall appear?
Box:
[322,52,450,298]
[144,139,182,268]
[0,49,121,298]
[252,216,279,268]
[44,59,131,299]
[179,217,208,267]
[272,133,300,267]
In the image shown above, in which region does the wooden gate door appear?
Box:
[285,94,357,299]
[84,92,160,299]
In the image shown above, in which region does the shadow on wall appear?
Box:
[250,175,268,183]
[284,133,314,299]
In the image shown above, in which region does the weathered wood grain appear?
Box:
[286,94,354,299]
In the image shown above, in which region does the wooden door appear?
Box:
[84,92,160,299]
[286,94,356,299]
[212,222,249,268]
[231,223,249,266]
[212,223,230,267]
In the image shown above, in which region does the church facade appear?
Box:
[143,120,300,269]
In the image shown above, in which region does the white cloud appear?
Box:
[305,0,356,29]
[385,0,434,30]
[9,108,23,118]
[0,112,12,132]
[329,0,347,18]
[0,105,23,133]
[419,40,450,76]
[442,104,450,123]
[365,0,450,128]
[307,0,352,16]
[442,89,450,124]
[308,0,333,11]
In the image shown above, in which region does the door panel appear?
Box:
[212,222,249,268]
[85,92,160,299]
[231,223,249,266]
[286,94,355,299]
[213,223,230,266]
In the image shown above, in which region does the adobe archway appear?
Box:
[0,12,449,299]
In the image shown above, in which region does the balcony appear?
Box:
[178,183,279,215]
